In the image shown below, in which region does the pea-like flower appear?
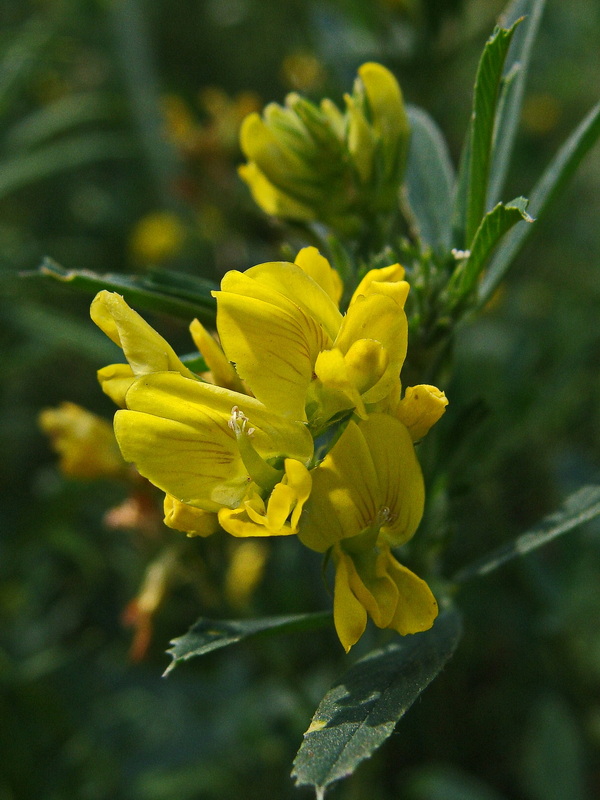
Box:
[298,413,438,651]
[213,246,409,430]
[39,401,128,481]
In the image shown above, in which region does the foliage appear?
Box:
[2,0,600,798]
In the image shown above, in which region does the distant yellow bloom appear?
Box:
[299,414,438,651]
[225,539,269,610]
[129,211,186,264]
[281,51,326,92]
[39,402,127,480]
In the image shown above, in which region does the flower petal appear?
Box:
[396,384,448,441]
[114,372,312,511]
[386,551,438,634]
[163,495,220,537]
[350,264,409,309]
[299,419,379,552]
[91,291,196,379]
[335,293,407,404]
[333,547,368,653]
[358,414,425,547]
[215,271,334,420]
[294,246,343,307]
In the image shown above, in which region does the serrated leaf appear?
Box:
[479,99,600,304]
[292,608,462,795]
[164,611,332,676]
[449,197,532,298]
[487,0,547,207]
[404,105,455,253]
[24,258,218,325]
[453,484,600,583]
[464,21,521,246]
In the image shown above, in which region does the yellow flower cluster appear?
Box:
[91,246,447,651]
[239,62,410,238]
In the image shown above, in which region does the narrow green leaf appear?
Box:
[5,92,122,153]
[479,99,600,304]
[406,764,509,800]
[522,696,588,800]
[453,484,600,583]
[0,18,53,116]
[404,105,455,253]
[0,133,134,200]
[451,126,471,249]
[24,258,218,325]
[292,608,462,795]
[465,21,521,245]
[487,0,547,207]
[164,611,332,676]
[450,197,533,298]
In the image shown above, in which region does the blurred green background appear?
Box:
[1,0,599,798]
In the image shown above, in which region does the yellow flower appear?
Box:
[39,402,127,480]
[225,539,269,610]
[298,414,437,651]
[129,211,186,264]
[113,372,313,515]
[91,290,198,407]
[218,458,311,537]
[213,246,408,429]
[238,62,409,236]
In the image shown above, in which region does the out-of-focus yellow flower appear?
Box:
[299,414,438,651]
[225,539,269,610]
[39,402,127,480]
[213,246,409,428]
[122,548,179,662]
[238,62,409,237]
[129,211,186,264]
[521,93,561,137]
[281,51,327,92]
[161,94,198,148]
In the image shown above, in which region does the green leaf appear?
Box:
[449,197,533,299]
[479,98,600,304]
[164,611,332,676]
[5,92,122,153]
[453,484,600,583]
[404,105,455,253]
[24,258,218,325]
[0,18,53,116]
[464,21,521,246]
[521,696,588,800]
[405,764,509,800]
[487,0,547,207]
[0,133,134,200]
[291,608,462,796]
